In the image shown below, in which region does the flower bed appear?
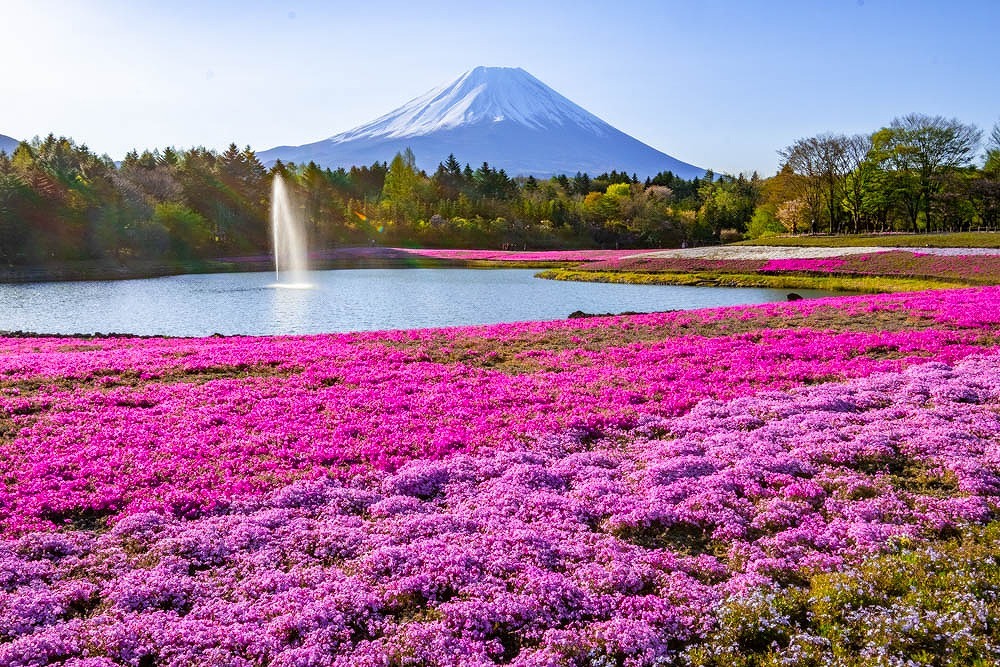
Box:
[763,251,1000,282]
[583,256,768,273]
[394,248,643,262]
[1,287,999,664]
[583,250,1000,284]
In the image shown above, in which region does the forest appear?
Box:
[0,113,998,266]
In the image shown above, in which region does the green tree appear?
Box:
[152,202,214,258]
[572,172,592,195]
[696,175,760,238]
[382,149,421,223]
[746,207,785,238]
[0,158,32,264]
[874,114,982,232]
[433,153,466,199]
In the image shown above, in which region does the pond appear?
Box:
[0,269,840,336]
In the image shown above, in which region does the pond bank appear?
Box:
[537,268,968,293]
[0,246,637,284]
[0,254,552,284]
[539,246,1000,292]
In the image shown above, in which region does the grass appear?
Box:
[684,521,1000,666]
[734,231,1000,248]
[536,269,964,293]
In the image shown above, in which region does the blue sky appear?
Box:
[3,0,998,175]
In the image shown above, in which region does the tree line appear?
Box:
[1,112,998,265]
[754,114,1000,237]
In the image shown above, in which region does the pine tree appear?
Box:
[444,153,462,176]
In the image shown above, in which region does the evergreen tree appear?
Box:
[444,153,462,176]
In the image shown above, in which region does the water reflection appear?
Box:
[268,281,315,334]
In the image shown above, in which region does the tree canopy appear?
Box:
[1,112,999,267]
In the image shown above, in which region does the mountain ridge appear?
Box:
[0,134,20,154]
[259,67,705,179]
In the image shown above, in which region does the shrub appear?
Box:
[719,228,744,243]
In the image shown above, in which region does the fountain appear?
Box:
[271,174,311,287]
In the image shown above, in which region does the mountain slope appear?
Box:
[259,67,705,179]
[0,134,19,155]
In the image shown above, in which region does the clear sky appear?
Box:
[3,0,998,176]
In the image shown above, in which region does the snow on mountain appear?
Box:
[259,67,706,180]
[333,67,608,141]
[0,134,19,155]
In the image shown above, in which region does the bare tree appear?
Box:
[818,134,849,234]
[779,139,821,233]
[778,133,849,234]
[841,133,873,234]
[985,120,1000,178]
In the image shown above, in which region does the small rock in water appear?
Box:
[786,292,803,301]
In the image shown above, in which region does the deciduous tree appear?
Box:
[874,114,982,231]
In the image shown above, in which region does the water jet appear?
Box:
[271,174,311,287]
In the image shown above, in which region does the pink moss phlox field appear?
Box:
[1,349,998,665]
[583,251,1000,283]
[761,251,1000,282]
[395,248,642,262]
[759,257,848,272]
[226,247,646,266]
[3,289,998,533]
[1,287,1000,663]
[584,257,767,273]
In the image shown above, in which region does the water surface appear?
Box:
[0,269,839,337]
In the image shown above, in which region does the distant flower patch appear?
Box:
[761,257,848,272]
[585,250,1000,284]
[397,247,642,262]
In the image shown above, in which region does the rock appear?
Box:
[568,310,652,319]
[786,292,803,301]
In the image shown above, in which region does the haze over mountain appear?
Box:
[0,134,20,155]
[259,67,706,180]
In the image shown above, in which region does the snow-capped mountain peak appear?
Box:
[331,67,609,143]
[259,67,705,179]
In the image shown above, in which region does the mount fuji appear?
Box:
[259,67,705,179]
[0,134,19,155]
